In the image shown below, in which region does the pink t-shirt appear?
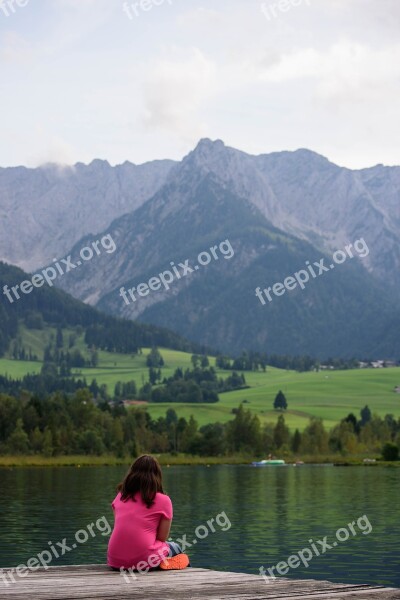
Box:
[107,491,173,569]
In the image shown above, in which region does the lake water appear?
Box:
[0,465,399,587]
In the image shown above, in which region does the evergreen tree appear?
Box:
[382,442,399,461]
[343,413,360,434]
[273,414,290,449]
[146,347,164,367]
[90,349,99,367]
[149,367,158,385]
[56,327,64,349]
[191,354,201,368]
[89,379,99,398]
[200,355,209,368]
[360,405,372,426]
[226,404,262,453]
[291,428,302,453]
[273,390,288,411]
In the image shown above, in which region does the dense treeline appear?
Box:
[216,351,362,372]
[151,366,247,403]
[83,320,200,354]
[216,351,268,371]
[0,391,399,459]
[0,370,93,398]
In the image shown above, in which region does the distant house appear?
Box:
[358,360,397,369]
[371,361,384,368]
[122,399,148,407]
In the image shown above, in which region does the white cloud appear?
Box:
[241,41,400,105]
[25,126,79,167]
[141,48,217,140]
[0,0,399,168]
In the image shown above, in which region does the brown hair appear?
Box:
[117,455,165,508]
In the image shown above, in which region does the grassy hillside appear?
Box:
[145,361,400,430]
[0,260,200,361]
[1,342,399,431]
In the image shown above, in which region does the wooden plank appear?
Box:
[0,565,398,599]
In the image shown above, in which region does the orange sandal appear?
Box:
[159,553,190,570]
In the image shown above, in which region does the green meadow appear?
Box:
[1,329,399,431]
[145,361,400,430]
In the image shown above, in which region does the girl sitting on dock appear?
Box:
[107,455,189,572]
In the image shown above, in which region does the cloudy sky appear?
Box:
[0,0,399,168]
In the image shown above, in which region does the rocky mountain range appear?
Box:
[0,158,175,271]
[1,139,399,358]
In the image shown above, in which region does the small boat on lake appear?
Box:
[251,459,286,466]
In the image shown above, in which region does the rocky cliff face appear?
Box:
[176,140,400,288]
[2,139,399,357]
[0,158,175,271]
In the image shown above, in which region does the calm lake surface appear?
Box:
[0,465,399,587]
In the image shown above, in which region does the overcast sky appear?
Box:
[0,0,399,169]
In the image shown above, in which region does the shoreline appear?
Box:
[0,454,398,468]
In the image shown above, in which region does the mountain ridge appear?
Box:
[40,165,400,358]
[2,139,399,358]
[0,158,176,271]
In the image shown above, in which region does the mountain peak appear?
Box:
[183,138,231,171]
[191,138,226,157]
[88,158,111,169]
[195,138,225,149]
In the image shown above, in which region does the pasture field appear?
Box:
[1,338,399,431]
[145,360,400,430]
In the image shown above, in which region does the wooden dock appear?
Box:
[0,564,399,599]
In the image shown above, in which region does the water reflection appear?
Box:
[0,465,398,587]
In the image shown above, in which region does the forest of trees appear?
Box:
[0,261,205,360]
[0,390,399,460]
[215,351,364,372]
[216,351,267,371]
[0,347,248,407]
[83,320,202,355]
[151,366,247,403]
[0,369,98,398]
